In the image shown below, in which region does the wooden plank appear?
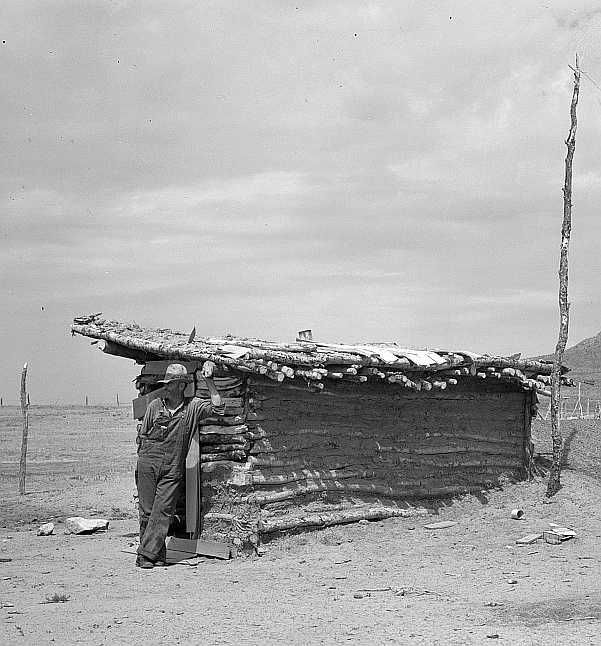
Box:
[196,386,245,398]
[166,536,196,554]
[199,415,244,427]
[165,548,201,564]
[201,441,248,452]
[258,505,414,533]
[185,430,201,535]
[201,450,246,462]
[166,536,233,559]
[197,539,235,559]
[199,424,248,436]
[222,397,244,408]
[196,374,243,388]
[199,434,247,446]
[195,397,243,408]
[102,340,155,363]
[248,444,521,460]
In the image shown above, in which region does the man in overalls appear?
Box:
[135,361,225,569]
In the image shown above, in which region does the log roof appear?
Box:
[71,313,571,397]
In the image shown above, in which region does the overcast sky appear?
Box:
[2,1,601,404]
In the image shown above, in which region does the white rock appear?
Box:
[64,517,109,535]
[37,522,55,536]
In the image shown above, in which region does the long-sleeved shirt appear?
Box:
[137,396,225,469]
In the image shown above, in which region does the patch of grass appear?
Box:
[109,506,134,520]
[316,529,344,546]
[42,592,70,604]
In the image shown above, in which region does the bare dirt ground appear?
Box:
[1,406,601,645]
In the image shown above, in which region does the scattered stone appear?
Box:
[486,634,500,639]
[516,533,542,545]
[37,523,55,536]
[353,593,364,599]
[543,531,563,545]
[256,546,266,557]
[359,519,369,525]
[64,517,109,535]
[506,579,518,585]
[424,521,457,530]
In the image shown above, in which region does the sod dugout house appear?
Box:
[71,313,571,549]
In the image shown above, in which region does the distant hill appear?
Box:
[537,330,601,396]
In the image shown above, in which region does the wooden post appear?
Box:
[18,363,29,496]
[116,393,120,406]
[547,56,580,498]
[297,329,313,341]
[85,395,88,407]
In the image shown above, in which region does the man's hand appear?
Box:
[201,360,216,379]
[202,362,223,408]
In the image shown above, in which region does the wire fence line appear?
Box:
[537,382,601,420]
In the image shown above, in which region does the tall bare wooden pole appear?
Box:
[18,363,29,495]
[546,58,581,497]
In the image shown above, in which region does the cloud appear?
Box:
[123,171,308,212]
[574,170,601,189]
[3,1,601,401]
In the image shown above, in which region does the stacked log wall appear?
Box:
[197,376,534,543]
[247,379,533,533]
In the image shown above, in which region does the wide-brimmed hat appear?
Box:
[157,363,190,383]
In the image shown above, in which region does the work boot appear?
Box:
[135,555,154,569]
[155,545,168,567]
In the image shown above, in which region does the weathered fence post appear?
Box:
[18,363,29,496]
[547,56,580,498]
